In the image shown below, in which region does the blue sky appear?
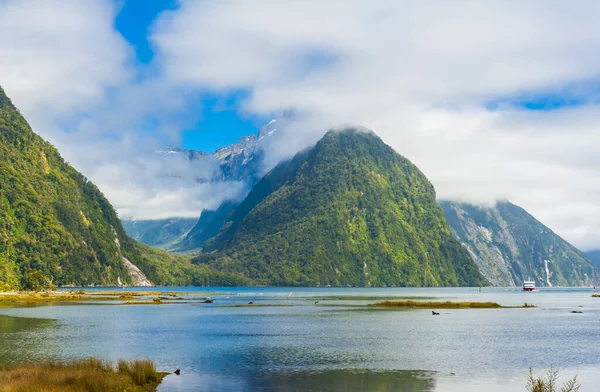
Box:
[5,0,600,247]
[114,0,264,152]
[111,0,589,154]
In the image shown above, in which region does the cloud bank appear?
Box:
[150,0,600,250]
[0,0,241,220]
[4,1,600,249]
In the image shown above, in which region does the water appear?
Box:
[0,287,599,391]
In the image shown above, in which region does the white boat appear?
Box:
[523,279,536,291]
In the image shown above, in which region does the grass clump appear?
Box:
[526,366,580,392]
[117,359,161,386]
[0,357,167,392]
[369,300,505,308]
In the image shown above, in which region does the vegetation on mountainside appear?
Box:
[585,250,600,271]
[440,201,599,287]
[194,129,485,287]
[0,358,167,392]
[0,86,246,289]
[0,86,141,289]
[133,243,251,286]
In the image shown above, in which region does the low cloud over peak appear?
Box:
[4,1,600,249]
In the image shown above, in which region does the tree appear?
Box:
[22,271,53,292]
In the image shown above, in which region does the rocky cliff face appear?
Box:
[440,201,599,287]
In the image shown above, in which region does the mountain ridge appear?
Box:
[0,86,249,289]
[193,129,486,287]
[440,200,599,287]
[122,121,276,248]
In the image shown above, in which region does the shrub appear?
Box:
[526,366,580,392]
[22,271,51,292]
[0,357,165,392]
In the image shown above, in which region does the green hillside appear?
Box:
[0,86,247,290]
[194,129,485,287]
[440,201,599,287]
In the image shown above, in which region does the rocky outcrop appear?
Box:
[440,201,599,287]
[113,228,153,287]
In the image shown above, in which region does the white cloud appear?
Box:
[0,0,130,121]
[0,0,240,221]
[5,1,600,249]
[151,0,600,249]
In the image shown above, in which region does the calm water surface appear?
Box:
[1,287,599,391]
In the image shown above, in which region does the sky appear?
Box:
[3,1,600,250]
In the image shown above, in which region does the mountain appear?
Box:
[584,250,600,271]
[440,201,599,287]
[122,121,276,248]
[121,218,198,249]
[0,86,247,289]
[173,201,238,252]
[193,129,486,287]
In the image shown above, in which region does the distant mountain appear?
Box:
[172,201,238,252]
[121,218,198,249]
[440,201,599,287]
[0,86,248,289]
[193,129,485,287]
[585,250,600,271]
[122,121,276,248]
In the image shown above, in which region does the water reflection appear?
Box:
[1,287,600,391]
[0,315,56,365]
[159,369,436,392]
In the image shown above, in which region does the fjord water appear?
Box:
[1,287,599,391]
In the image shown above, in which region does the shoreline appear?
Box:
[0,358,168,391]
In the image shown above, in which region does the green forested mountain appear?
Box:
[0,86,247,290]
[440,201,599,287]
[194,129,485,287]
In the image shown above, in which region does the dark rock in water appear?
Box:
[432,311,440,315]
[248,301,253,305]
[571,310,583,314]
[174,369,181,375]
[202,298,213,303]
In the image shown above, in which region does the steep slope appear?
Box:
[0,87,146,288]
[122,218,197,249]
[440,201,599,287]
[172,201,238,252]
[194,129,485,287]
[0,86,244,289]
[585,250,600,271]
[122,121,275,248]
